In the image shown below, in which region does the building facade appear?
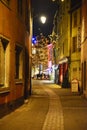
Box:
[69,0,82,91]
[81,0,87,97]
[52,0,82,90]
[52,0,70,87]
[0,0,32,117]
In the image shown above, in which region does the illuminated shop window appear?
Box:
[15,45,23,80]
[0,38,9,87]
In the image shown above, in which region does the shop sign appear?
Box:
[71,79,78,92]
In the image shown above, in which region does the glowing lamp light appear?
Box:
[52,0,64,1]
[40,16,46,24]
[32,48,36,54]
[60,74,63,82]
[32,37,36,44]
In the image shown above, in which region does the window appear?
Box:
[0,38,9,87]
[25,0,30,32]
[77,26,81,52]
[15,45,23,80]
[79,8,81,25]
[72,36,77,53]
[73,67,77,72]
[83,61,86,90]
[63,43,64,54]
[73,12,77,27]
[17,0,23,16]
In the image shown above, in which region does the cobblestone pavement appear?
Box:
[42,87,64,130]
[0,80,87,130]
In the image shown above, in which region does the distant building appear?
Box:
[0,0,32,117]
[32,34,48,77]
[31,33,55,79]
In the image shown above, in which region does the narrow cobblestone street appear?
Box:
[0,80,87,130]
[42,86,64,130]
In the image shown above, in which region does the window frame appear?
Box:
[15,44,24,83]
[0,37,10,93]
[17,0,23,16]
[72,36,77,53]
[73,12,77,27]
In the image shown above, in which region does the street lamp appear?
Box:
[40,16,46,24]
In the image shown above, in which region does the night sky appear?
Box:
[31,0,58,37]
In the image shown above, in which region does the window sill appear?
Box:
[15,79,24,85]
[0,87,10,94]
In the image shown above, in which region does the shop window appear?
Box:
[15,45,23,80]
[0,38,9,88]
[72,36,77,53]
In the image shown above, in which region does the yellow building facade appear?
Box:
[70,1,82,91]
[52,0,70,87]
[52,0,82,90]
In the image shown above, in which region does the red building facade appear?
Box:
[0,0,32,117]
